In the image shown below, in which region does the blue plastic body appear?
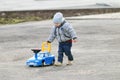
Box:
[26,51,55,67]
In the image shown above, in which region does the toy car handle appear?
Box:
[41,42,51,52]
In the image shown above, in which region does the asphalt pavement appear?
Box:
[0,13,120,80]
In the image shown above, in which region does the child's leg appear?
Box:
[63,42,73,61]
[58,43,64,63]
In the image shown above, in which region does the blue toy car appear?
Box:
[26,42,55,67]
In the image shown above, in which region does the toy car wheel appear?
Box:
[51,60,55,65]
[29,65,34,67]
[41,61,45,67]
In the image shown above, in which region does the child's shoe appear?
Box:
[54,62,62,66]
[66,61,73,65]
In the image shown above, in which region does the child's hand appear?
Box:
[47,41,51,43]
[72,39,77,43]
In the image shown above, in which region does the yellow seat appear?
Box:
[41,42,51,52]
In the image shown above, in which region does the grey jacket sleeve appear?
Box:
[65,23,77,39]
[47,27,56,42]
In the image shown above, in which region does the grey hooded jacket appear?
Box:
[48,21,77,43]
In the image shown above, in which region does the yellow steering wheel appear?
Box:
[41,42,51,52]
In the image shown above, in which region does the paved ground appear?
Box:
[0,0,120,11]
[0,13,120,80]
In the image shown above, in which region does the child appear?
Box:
[47,12,77,66]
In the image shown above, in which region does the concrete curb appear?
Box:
[0,8,120,20]
[66,18,120,20]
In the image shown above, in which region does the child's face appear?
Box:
[54,23,61,27]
